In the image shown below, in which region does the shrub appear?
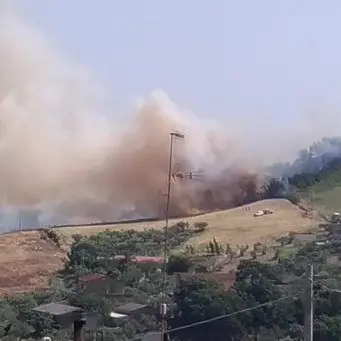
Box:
[40,228,61,248]
[195,264,209,273]
[193,222,208,232]
[167,255,193,274]
[176,221,189,231]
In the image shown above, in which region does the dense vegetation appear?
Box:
[170,233,341,341]
[0,224,205,341]
[2,219,341,340]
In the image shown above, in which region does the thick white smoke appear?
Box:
[0,3,339,231]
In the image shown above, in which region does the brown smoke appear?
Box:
[51,94,262,221]
[0,4,336,227]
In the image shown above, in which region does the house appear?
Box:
[33,302,84,329]
[111,303,155,319]
[131,256,165,271]
[77,274,124,295]
[77,274,107,293]
[174,271,236,291]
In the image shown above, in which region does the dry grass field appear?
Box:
[0,231,66,296]
[0,199,316,296]
[60,198,316,247]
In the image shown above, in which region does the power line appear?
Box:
[167,294,299,334]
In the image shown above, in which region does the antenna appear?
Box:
[171,169,204,182]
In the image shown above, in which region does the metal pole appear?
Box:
[304,264,313,341]
[161,133,174,340]
[161,132,184,341]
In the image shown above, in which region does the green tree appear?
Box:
[315,315,341,341]
[225,243,232,257]
[209,241,215,254]
[171,278,246,341]
[234,261,293,340]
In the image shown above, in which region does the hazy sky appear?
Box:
[12,1,341,127]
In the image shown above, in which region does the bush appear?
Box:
[175,221,189,231]
[195,265,209,273]
[250,250,257,259]
[167,255,192,274]
[40,228,61,248]
[193,222,208,232]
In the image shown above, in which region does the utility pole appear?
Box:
[304,264,314,341]
[161,132,184,341]
[159,132,201,341]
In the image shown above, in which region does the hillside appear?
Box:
[303,178,341,215]
[295,166,341,214]
[60,198,315,246]
[0,231,65,296]
[271,137,341,215]
[0,199,314,296]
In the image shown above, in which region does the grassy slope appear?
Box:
[0,199,313,296]
[60,199,313,247]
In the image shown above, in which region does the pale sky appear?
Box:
[12,1,341,128]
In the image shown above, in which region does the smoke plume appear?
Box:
[0,4,338,230]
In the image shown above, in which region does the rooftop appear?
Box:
[114,303,148,315]
[33,303,82,316]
